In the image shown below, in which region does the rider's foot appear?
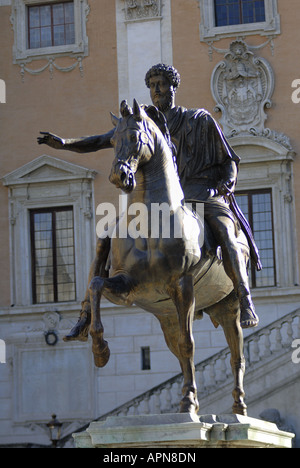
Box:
[240,295,259,329]
[63,302,91,342]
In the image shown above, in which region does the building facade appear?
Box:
[0,0,300,446]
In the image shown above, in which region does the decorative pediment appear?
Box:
[2,154,97,186]
[229,135,295,164]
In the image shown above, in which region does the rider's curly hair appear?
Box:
[145,63,181,91]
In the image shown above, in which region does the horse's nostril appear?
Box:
[120,171,127,183]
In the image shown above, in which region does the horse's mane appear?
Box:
[118,99,178,176]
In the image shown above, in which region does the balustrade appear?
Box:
[63,308,300,446]
[108,308,300,417]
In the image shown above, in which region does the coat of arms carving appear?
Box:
[124,0,161,21]
[211,41,274,138]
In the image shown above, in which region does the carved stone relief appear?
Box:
[124,0,161,21]
[211,40,275,139]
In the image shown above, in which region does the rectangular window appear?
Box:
[141,347,151,370]
[28,1,75,49]
[235,189,276,288]
[30,207,76,304]
[214,0,265,27]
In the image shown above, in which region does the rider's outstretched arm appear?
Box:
[38,128,114,153]
[64,129,114,153]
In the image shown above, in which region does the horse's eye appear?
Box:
[131,134,137,143]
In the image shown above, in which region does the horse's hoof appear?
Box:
[93,340,110,368]
[179,394,199,415]
[232,403,247,416]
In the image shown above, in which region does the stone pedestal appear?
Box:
[73,413,294,448]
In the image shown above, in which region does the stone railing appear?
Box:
[61,307,300,446]
[197,307,300,397]
[101,308,300,416]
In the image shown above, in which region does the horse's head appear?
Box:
[109,99,155,194]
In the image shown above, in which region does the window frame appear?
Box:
[214,0,266,27]
[2,154,97,308]
[235,188,276,289]
[11,0,89,65]
[230,135,298,294]
[199,0,280,42]
[27,1,75,50]
[30,205,76,304]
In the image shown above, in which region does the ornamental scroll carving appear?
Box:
[124,0,161,21]
[211,40,275,138]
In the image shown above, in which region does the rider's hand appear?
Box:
[37,132,64,149]
[217,178,236,197]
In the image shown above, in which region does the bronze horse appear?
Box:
[89,100,248,416]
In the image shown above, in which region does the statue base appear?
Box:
[73,413,294,448]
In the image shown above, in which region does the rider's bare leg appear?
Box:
[63,236,111,342]
[222,241,258,328]
[209,216,259,329]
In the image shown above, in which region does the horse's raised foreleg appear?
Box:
[167,274,198,414]
[207,291,247,416]
[63,236,111,343]
[89,274,133,368]
[89,276,110,368]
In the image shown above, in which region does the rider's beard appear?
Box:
[154,89,174,113]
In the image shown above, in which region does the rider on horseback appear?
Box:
[38,63,260,340]
[144,64,261,331]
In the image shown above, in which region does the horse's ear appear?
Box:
[110,112,120,127]
[120,100,132,117]
[133,99,142,122]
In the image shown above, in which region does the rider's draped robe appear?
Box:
[149,105,261,270]
[166,106,239,201]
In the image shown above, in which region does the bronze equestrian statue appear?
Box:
[38,64,262,415]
